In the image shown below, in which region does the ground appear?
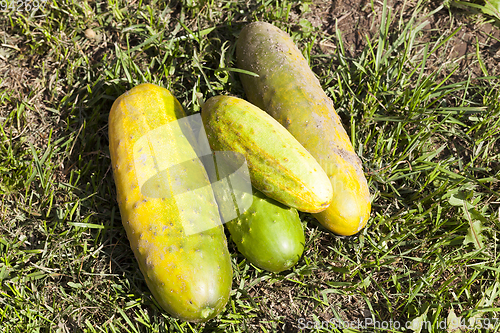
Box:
[0,0,499,332]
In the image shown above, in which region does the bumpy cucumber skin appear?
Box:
[225,189,305,273]
[236,22,371,236]
[201,95,333,213]
[108,83,232,322]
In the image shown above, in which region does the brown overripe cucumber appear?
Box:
[201,95,333,213]
[236,22,371,236]
[108,83,232,322]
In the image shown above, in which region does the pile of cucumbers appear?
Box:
[108,22,371,322]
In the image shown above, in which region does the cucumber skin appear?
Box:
[236,22,371,236]
[201,95,333,213]
[108,83,232,322]
[225,189,305,273]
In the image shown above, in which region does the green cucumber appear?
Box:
[201,95,333,213]
[236,22,371,236]
[108,83,232,322]
[225,189,305,273]
[197,148,304,273]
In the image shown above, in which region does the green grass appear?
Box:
[0,0,499,332]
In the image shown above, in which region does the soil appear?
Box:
[0,0,499,330]
[300,0,500,78]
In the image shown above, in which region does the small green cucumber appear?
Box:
[225,189,305,273]
[197,150,304,273]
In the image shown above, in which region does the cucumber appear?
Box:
[197,147,304,273]
[236,22,371,236]
[108,83,232,322]
[201,95,333,214]
[225,189,305,273]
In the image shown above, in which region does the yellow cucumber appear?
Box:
[236,22,371,236]
[108,83,232,322]
[201,95,333,213]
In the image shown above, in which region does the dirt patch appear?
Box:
[301,0,500,78]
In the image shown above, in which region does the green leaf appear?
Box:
[483,0,500,18]
[448,191,467,206]
[447,308,462,331]
[468,207,488,224]
[68,282,82,289]
[298,18,314,34]
[444,185,475,206]
[407,309,428,333]
[463,220,485,249]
